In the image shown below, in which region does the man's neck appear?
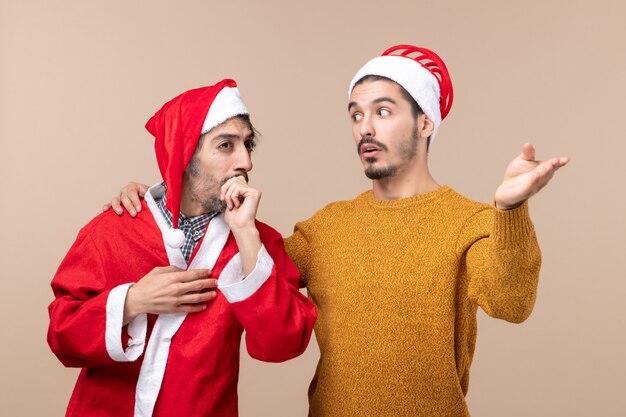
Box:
[180,203,207,218]
[371,159,440,201]
[180,188,210,217]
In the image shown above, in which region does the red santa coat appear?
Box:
[48,184,317,417]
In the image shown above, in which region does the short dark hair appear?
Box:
[353,75,423,119]
[200,113,257,141]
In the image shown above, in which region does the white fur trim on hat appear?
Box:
[201,87,249,135]
[348,55,442,140]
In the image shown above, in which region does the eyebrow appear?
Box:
[373,97,397,105]
[348,97,397,111]
[211,132,256,141]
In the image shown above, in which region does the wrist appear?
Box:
[495,199,524,211]
[123,284,141,325]
[231,224,259,238]
[231,228,262,277]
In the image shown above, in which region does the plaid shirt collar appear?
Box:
[155,187,220,262]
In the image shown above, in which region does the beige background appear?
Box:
[1,0,624,416]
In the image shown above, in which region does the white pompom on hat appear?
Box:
[145,79,249,249]
[348,44,454,142]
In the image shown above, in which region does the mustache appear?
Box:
[357,136,388,154]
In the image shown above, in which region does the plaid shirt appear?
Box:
[155,191,219,262]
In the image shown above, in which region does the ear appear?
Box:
[418,114,435,140]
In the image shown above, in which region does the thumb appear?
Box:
[520,143,535,161]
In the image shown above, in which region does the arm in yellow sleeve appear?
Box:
[460,201,542,323]
[285,218,314,289]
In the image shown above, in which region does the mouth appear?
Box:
[360,144,382,158]
[357,136,387,159]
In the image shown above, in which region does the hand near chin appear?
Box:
[494,143,569,210]
[220,176,262,276]
[220,175,261,231]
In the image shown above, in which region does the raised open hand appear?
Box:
[494,143,569,210]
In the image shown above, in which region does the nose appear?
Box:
[359,114,375,138]
[234,144,253,173]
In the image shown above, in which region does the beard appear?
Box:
[195,192,226,214]
[364,164,398,180]
[185,157,248,213]
[358,128,419,180]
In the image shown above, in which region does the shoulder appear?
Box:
[441,188,499,244]
[77,202,158,244]
[440,187,493,219]
[77,209,124,237]
[297,191,368,226]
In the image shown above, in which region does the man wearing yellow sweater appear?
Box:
[108,45,568,416]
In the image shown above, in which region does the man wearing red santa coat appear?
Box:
[47,78,317,417]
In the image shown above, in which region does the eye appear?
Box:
[245,140,256,152]
[218,141,232,150]
[351,113,363,122]
[378,108,391,117]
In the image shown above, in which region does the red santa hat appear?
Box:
[348,44,454,141]
[145,79,249,248]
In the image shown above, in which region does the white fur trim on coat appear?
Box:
[132,185,232,417]
[105,283,148,362]
[218,245,274,303]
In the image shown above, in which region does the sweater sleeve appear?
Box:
[284,218,314,288]
[219,231,317,362]
[458,201,542,323]
[47,231,147,368]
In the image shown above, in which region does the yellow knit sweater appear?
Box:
[285,186,541,417]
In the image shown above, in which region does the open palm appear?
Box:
[494,143,569,210]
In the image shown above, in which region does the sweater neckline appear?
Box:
[361,185,452,210]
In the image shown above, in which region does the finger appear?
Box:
[220,181,235,209]
[226,185,237,210]
[173,268,212,282]
[530,164,557,193]
[220,177,235,200]
[220,176,243,202]
[179,278,218,294]
[174,304,208,314]
[178,290,217,305]
[232,174,248,184]
[138,183,149,197]
[551,156,570,170]
[154,265,185,274]
[111,198,124,215]
[520,143,535,161]
[220,182,228,201]
[120,195,137,217]
[226,183,246,209]
[535,158,563,177]
[122,183,144,212]
[228,174,248,185]
[102,203,112,212]
[128,191,142,213]
[229,181,254,207]
[226,184,243,208]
